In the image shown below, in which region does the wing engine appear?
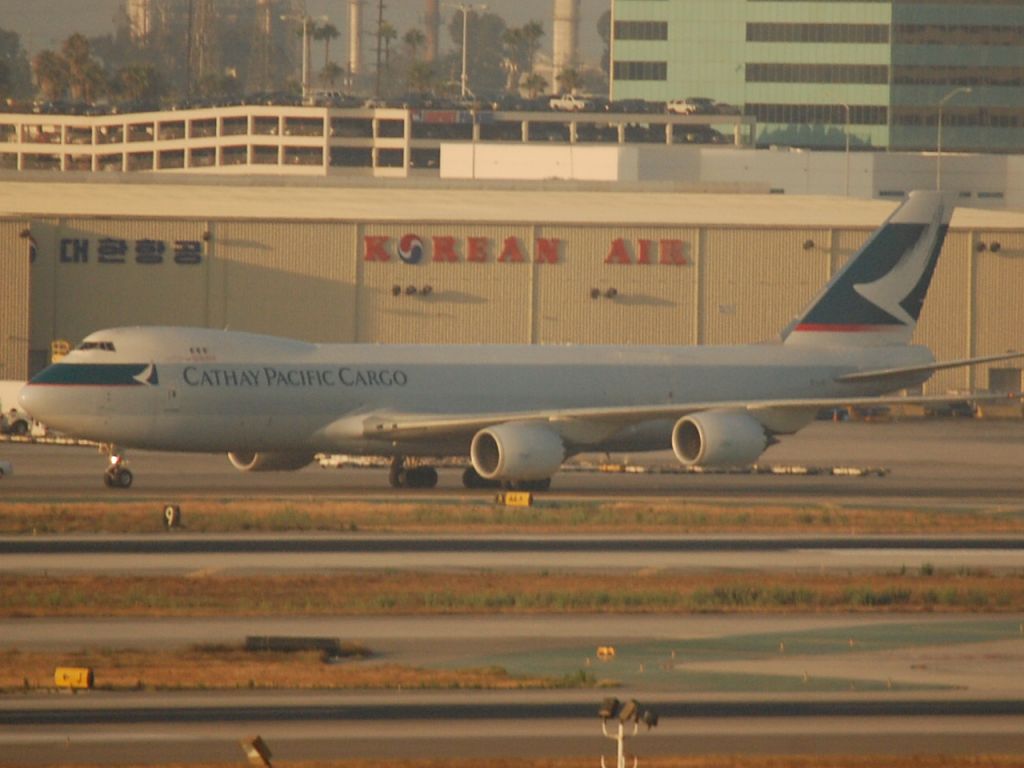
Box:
[227,451,315,472]
[671,409,771,467]
[470,422,565,482]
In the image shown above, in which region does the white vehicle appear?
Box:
[666,97,715,115]
[0,380,30,436]
[549,93,590,112]
[19,192,1021,491]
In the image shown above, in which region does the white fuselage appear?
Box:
[21,327,934,457]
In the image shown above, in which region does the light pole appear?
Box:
[608,0,616,102]
[936,86,971,191]
[449,3,486,99]
[840,103,851,196]
[281,13,328,102]
[598,697,658,768]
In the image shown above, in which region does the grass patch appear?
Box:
[3,569,1023,618]
[1,498,1024,535]
[0,645,596,693]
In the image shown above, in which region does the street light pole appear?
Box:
[450,3,486,99]
[608,0,616,102]
[841,103,851,196]
[936,86,971,191]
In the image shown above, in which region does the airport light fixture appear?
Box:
[936,86,971,191]
[280,13,329,101]
[599,697,658,768]
[447,2,488,98]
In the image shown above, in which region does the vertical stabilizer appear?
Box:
[783,190,954,347]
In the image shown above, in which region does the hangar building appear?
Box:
[1,176,1022,395]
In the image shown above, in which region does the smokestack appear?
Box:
[127,0,151,43]
[348,0,363,76]
[552,0,580,80]
[424,0,439,62]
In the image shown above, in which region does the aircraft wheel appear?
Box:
[103,472,114,488]
[462,467,499,489]
[116,468,133,488]
[407,466,438,489]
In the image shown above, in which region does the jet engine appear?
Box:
[470,422,565,482]
[227,451,315,472]
[671,409,770,467]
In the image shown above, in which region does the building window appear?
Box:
[746,63,889,85]
[613,61,668,81]
[894,24,1024,46]
[893,66,1024,87]
[746,23,889,44]
[614,21,668,41]
[746,103,888,126]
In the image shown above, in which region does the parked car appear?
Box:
[549,93,591,112]
[666,97,715,115]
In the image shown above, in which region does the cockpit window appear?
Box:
[77,341,116,352]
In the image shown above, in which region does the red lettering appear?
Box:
[604,238,632,265]
[469,237,491,262]
[535,237,560,263]
[637,239,655,265]
[659,239,689,266]
[432,235,458,262]
[363,235,390,262]
[498,237,524,263]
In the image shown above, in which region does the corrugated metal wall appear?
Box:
[214,221,357,342]
[11,214,1023,394]
[0,221,31,380]
[702,227,830,345]
[358,223,533,343]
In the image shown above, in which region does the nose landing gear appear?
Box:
[103,448,133,489]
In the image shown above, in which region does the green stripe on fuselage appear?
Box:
[30,363,151,386]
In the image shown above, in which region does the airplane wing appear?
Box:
[358,391,1015,443]
[834,351,1024,385]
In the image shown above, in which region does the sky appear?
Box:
[1,0,606,62]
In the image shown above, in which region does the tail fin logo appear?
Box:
[852,200,945,328]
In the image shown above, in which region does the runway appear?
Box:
[3,419,1023,763]
[3,419,1024,503]
[2,534,1023,574]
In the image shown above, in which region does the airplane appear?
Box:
[19,190,1021,490]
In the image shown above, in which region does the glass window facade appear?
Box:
[611,0,1024,153]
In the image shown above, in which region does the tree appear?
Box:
[597,10,611,76]
[0,28,32,99]
[321,61,344,88]
[501,20,545,93]
[556,67,583,95]
[315,22,339,74]
[403,28,426,61]
[406,61,434,93]
[61,33,105,101]
[32,50,68,101]
[522,72,547,98]
[114,64,163,105]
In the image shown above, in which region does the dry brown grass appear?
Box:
[3,569,1022,618]
[12,756,1024,768]
[0,647,558,692]
[2,497,1023,535]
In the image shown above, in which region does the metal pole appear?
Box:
[936,86,971,191]
[460,6,468,98]
[841,103,850,196]
[608,0,615,102]
[302,17,311,101]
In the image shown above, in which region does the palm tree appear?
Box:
[32,50,68,101]
[380,21,397,70]
[403,28,425,61]
[521,20,544,70]
[315,22,339,74]
[321,61,344,88]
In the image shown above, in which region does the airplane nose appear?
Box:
[18,383,49,422]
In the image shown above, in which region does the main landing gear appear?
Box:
[102,447,133,489]
[461,466,550,491]
[388,457,438,489]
